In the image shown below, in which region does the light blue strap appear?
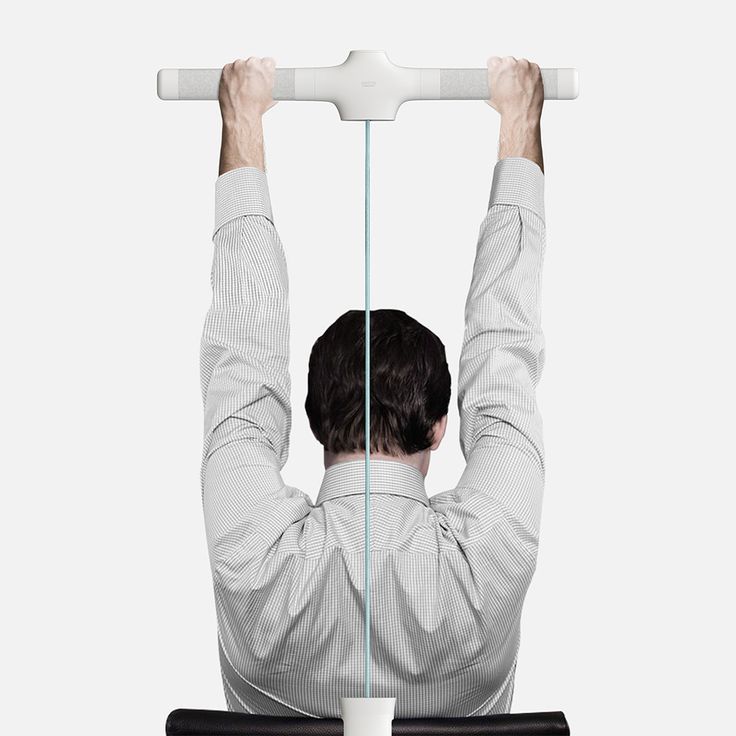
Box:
[363,119,372,698]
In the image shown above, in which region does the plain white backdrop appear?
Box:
[1,1,734,734]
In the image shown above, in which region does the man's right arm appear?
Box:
[432,58,546,568]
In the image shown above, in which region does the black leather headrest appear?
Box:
[165,709,570,736]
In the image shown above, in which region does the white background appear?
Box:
[2,2,734,734]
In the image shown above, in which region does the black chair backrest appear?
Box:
[165,709,570,736]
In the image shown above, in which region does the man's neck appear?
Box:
[324,449,430,477]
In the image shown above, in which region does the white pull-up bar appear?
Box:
[157,49,579,120]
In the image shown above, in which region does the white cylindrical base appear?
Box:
[340,697,396,736]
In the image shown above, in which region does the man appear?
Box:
[200,55,546,718]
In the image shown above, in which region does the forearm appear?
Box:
[498,115,544,173]
[201,168,291,479]
[453,157,546,550]
[458,157,545,465]
[200,178,303,569]
[219,117,265,175]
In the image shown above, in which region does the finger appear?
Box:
[262,57,276,68]
[487,56,502,66]
[502,55,517,63]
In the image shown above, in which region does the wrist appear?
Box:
[219,119,265,175]
[498,116,543,172]
[499,112,541,134]
[222,114,263,135]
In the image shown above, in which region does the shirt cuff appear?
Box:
[213,166,274,237]
[489,157,545,221]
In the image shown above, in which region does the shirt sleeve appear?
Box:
[431,156,546,569]
[200,167,312,575]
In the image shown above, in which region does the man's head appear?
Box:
[305,309,451,466]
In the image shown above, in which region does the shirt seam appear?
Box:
[487,201,545,226]
[214,534,536,566]
[213,211,275,240]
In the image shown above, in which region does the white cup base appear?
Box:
[340,697,396,736]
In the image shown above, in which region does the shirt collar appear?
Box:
[315,458,430,507]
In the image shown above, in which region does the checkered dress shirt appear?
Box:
[200,156,546,718]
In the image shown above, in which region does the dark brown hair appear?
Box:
[305,309,451,455]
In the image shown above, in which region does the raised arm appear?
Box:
[200,58,311,574]
[434,58,546,564]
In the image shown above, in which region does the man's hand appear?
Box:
[486,56,544,173]
[218,57,277,175]
[219,57,277,124]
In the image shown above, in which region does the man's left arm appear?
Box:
[200,58,312,576]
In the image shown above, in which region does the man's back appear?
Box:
[211,456,536,717]
[201,57,546,717]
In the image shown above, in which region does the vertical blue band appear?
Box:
[363,119,372,699]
